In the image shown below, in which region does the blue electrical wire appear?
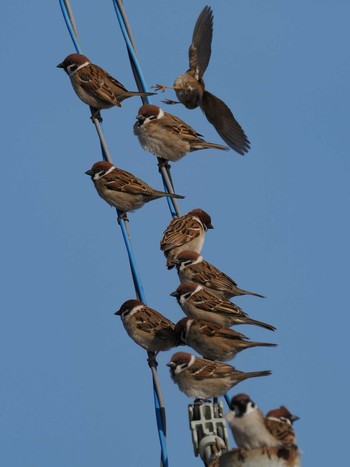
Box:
[59,1,168,464]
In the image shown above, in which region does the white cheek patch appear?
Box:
[192,256,203,265]
[193,285,203,295]
[245,402,258,415]
[185,319,193,336]
[93,165,116,180]
[68,61,90,77]
[157,108,165,119]
[121,304,144,320]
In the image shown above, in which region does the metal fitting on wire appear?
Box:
[189,400,229,466]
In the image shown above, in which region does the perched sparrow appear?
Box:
[174,317,276,362]
[265,406,299,447]
[226,394,282,450]
[115,299,180,352]
[171,282,275,331]
[153,6,250,155]
[160,209,213,269]
[85,161,184,218]
[57,53,154,117]
[133,104,228,162]
[174,250,265,299]
[167,352,270,399]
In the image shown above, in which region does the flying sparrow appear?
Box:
[173,250,265,300]
[167,352,271,399]
[85,161,184,219]
[133,104,228,162]
[265,406,299,448]
[160,208,213,269]
[170,281,276,331]
[226,394,282,450]
[57,53,154,118]
[174,317,276,362]
[153,6,250,155]
[115,299,180,353]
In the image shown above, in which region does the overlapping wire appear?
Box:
[58,1,172,465]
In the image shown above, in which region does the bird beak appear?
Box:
[57,62,64,68]
[166,361,175,368]
[114,308,122,316]
[170,291,178,297]
[291,415,300,423]
[85,169,94,176]
[208,223,214,229]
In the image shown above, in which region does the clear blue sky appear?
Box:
[1,1,349,465]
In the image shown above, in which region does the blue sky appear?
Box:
[1,1,349,465]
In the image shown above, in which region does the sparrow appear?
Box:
[115,299,180,353]
[160,208,213,269]
[85,161,184,218]
[226,394,282,450]
[265,406,299,448]
[173,250,265,300]
[57,53,154,118]
[167,352,271,399]
[133,104,228,162]
[170,282,276,331]
[174,317,276,362]
[153,6,250,155]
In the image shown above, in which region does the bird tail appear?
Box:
[201,90,250,155]
[234,287,265,298]
[244,341,277,349]
[243,317,276,331]
[243,369,272,380]
[125,91,156,98]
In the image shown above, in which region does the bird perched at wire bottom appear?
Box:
[173,250,265,300]
[152,6,250,155]
[167,352,271,399]
[133,104,228,162]
[85,161,184,220]
[160,208,213,269]
[174,317,276,362]
[227,394,299,451]
[115,299,181,353]
[226,394,283,450]
[265,406,299,448]
[57,53,154,119]
[171,281,276,331]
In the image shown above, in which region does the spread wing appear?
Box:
[201,91,250,155]
[189,6,213,79]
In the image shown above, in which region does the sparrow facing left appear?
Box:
[153,6,250,155]
[265,406,299,448]
[134,104,228,162]
[57,53,154,118]
[160,208,213,269]
[226,393,282,450]
[174,317,276,362]
[171,281,276,331]
[115,299,180,353]
[174,250,265,300]
[85,161,184,218]
[167,352,271,399]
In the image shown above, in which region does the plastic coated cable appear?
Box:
[58,2,170,465]
[112,0,180,220]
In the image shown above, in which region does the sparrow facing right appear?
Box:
[173,250,265,300]
[167,352,271,399]
[226,394,282,450]
[174,317,276,362]
[160,209,213,269]
[115,299,180,353]
[171,281,276,331]
[153,6,250,155]
[57,53,154,118]
[133,104,228,162]
[85,161,184,218]
[265,406,299,448]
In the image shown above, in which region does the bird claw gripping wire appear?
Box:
[188,400,229,465]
